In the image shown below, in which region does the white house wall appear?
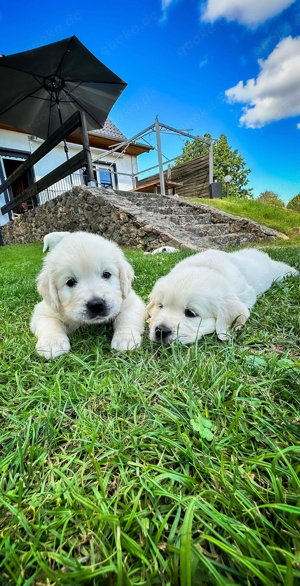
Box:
[0,128,138,225]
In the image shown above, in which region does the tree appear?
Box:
[287,193,300,213]
[175,133,253,198]
[257,190,285,208]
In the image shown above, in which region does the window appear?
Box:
[96,166,113,188]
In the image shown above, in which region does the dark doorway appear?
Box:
[2,158,36,214]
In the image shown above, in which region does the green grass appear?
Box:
[1,242,300,585]
[189,197,300,244]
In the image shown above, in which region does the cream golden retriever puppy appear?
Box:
[31,231,145,358]
[146,248,297,345]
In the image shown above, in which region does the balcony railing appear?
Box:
[37,171,85,204]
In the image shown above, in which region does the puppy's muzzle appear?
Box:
[86,298,108,319]
[155,325,172,344]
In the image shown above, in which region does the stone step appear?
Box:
[184,222,230,236]
[141,205,176,214]
[161,213,212,225]
[181,231,257,249]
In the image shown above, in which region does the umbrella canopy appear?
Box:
[0,36,127,140]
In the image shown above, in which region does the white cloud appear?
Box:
[162,0,174,10]
[297,123,300,129]
[161,0,176,20]
[199,58,208,67]
[225,36,300,128]
[201,0,297,28]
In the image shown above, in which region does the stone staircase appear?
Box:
[2,186,280,249]
[116,190,279,250]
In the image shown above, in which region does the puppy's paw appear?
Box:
[217,333,230,342]
[218,324,243,341]
[36,336,71,359]
[111,333,142,351]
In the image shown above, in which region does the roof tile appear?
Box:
[89,119,127,141]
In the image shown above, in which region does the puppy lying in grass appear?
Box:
[146,248,297,345]
[31,231,145,358]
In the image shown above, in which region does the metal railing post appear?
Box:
[155,116,165,196]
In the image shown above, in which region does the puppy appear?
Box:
[144,246,178,255]
[31,231,145,358]
[146,248,297,345]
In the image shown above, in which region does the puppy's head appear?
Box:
[146,267,249,345]
[37,232,134,324]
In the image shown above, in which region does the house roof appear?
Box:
[0,118,152,156]
[89,119,127,141]
[70,118,152,156]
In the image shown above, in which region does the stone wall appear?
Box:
[1,186,280,250]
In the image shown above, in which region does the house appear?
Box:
[0,120,151,226]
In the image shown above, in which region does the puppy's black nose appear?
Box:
[155,325,172,342]
[87,298,107,318]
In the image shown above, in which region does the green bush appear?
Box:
[257,190,285,208]
[287,193,300,213]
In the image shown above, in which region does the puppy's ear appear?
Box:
[119,259,134,299]
[37,266,59,311]
[43,232,70,253]
[216,296,250,341]
[145,295,155,319]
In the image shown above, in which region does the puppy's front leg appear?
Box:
[31,301,71,359]
[196,318,217,339]
[111,291,145,351]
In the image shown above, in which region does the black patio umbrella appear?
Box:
[0,36,127,140]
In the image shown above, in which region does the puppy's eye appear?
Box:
[66,278,77,288]
[102,271,111,279]
[185,309,198,318]
[158,303,163,309]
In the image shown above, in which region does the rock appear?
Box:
[1,185,280,250]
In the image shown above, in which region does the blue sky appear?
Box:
[1,0,300,200]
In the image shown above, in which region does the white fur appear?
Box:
[144,246,178,255]
[31,232,145,358]
[43,231,70,252]
[146,248,297,344]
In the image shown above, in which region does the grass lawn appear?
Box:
[0,242,300,585]
[189,197,300,246]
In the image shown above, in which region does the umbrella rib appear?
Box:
[0,87,49,116]
[55,36,74,78]
[30,96,52,102]
[62,90,105,129]
[63,79,127,85]
[62,81,83,98]
[31,73,45,88]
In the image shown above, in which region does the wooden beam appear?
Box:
[1,150,87,215]
[0,111,82,197]
[79,111,95,185]
[67,132,152,156]
[0,122,152,156]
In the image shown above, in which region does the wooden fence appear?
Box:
[136,154,209,198]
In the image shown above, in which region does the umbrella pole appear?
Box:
[56,100,73,187]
